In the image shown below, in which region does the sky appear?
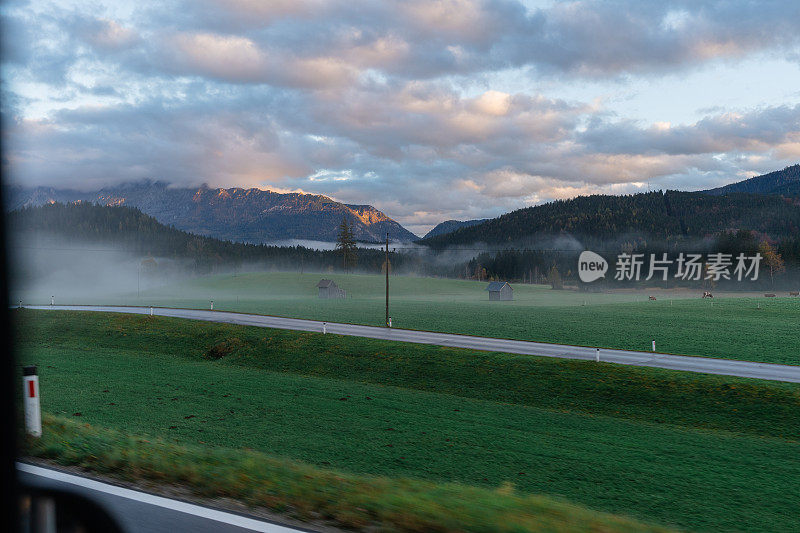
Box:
[2,0,800,235]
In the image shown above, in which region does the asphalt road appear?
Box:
[18,462,310,532]
[25,304,800,383]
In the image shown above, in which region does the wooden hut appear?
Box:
[317,279,346,299]
[486,281,513,301]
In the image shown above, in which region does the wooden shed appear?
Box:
[317,279,346,299]
[486,281,513,301]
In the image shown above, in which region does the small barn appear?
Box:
[486,281,513,301]
[317,279,346,299]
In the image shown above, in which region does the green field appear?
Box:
[30,416,673,533]
[19,271,800,365]
[16,310,800,532]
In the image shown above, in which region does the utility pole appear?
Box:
[385,232,389,327]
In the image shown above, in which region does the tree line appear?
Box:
[8,203,430,276]
[9,201,800,289]
[422,190,800,249]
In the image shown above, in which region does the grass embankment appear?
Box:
[16,310,800,531]
[23,271,800,364]
[28,415,672,533]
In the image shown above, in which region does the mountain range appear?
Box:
[9,165,800,246]
[421,169,800,248]
[7,181,418,243]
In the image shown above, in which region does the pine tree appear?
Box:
[336,216,357,271]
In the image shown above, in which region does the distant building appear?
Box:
[486,281,513,301]
[317,279,346,299]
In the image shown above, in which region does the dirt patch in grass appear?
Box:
[204,338,243,360]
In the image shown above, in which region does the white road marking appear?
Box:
[17,463,305,533]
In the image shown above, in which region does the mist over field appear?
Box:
[8,233,193,304]
[263,239,385,251]
[5,231,434,305]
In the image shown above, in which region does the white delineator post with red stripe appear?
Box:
[23,365,42,437]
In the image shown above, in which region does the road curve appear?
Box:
[23,304,800,383]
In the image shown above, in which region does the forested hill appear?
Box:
[422,219,488,239]
[7,203,424,274]
[703,164,800,196]
[421,191,800,248]
[10,202,235,258]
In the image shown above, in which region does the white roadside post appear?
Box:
[323,322,327,334]
[50,295,54,306]
[150,306,154,317]
[210,300,214,311]
[23,365,42,437]
[595,348,600,362]
[18,299,22,309]
[388,317,392,328]
[652,339,656,352]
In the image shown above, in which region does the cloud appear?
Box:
[579,105,800,156]
[156,32,357,88]
[20,0,800,89]
[162,0,800,79]
[4,98,315,189]
[169,33,267,81]
[5,75,800,226]
[78,18,139,51]
[3,0,800,232]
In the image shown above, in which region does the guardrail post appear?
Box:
[23,365,42,437]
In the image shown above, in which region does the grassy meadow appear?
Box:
[19,271,800,365]
[29,415,674,533]
[16,310,800,532]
